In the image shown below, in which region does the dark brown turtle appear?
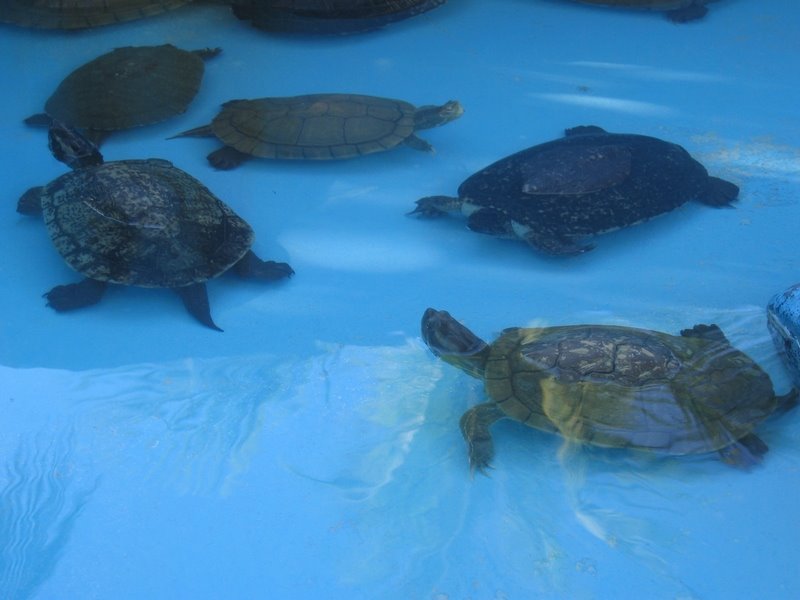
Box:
[229,0,446,34]
[422,308,798,474]
[411,126,738,256]
[171,93,464,169]
[0,0,194,29]
[25,44,220,145]
[571,0,718,23]
[17,122,293,331]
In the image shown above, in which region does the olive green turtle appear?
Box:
[0,0,194,29]
[25,44,220,145]
[421,308,798,474]
[171,93,464,169]
[571,0,718,23]
[17,122,293,331]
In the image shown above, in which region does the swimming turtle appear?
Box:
[171,93,464,169]
[17,122,293,331]
[768,284,800,386]
[422,308,798,473]
[25,44,220,145]
[410,125,738,256]
[229,0,446,34]
[0,0,194,29]
[571,0,717,22]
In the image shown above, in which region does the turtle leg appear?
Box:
[208,147,251,170]
[718,433,768,469]
[665,3,708,23]
[173,282,222,332]
[459,402,506,475]
[404,133,434,153]
[45,278,107,312]
[467,208,513,236]
[232,250,294,281]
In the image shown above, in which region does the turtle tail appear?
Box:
[168,125,214,139]
[697,176,739,207]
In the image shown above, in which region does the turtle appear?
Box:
[768,283,800,386]
[170,93,464,170]
[16,122,294,331]
[25,44,220,145]
[229,0,446,34]
[570,0,718,23]
[422,308,799,474]
[0,0,194,29]
[410,125,738,256]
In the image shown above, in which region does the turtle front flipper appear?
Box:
[404,133,434,153]
[665,3,708,23]
[45,278,107,311]
[718,433,768,469]
[208,146,251,170]
[459,402,506,475]
[232,250,294,281]
[467,208,511,236]
[174,282,222,332]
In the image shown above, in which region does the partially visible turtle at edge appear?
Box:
[571,0,719,23]
[230,0,447,34]
[171,93,464,169]
[17,122,293,331]
[422,308,798,474]
[25,44,220,145]
[410,125,738,256]
[0,0,194,29]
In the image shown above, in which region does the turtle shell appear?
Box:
[484,324,777,455]
[40,159,254,288]
[210,94,417,160]
[41,44,212,132]
[576,0,699,7]
[458,128,718,238]
[0,0,192,29]
[230,0,446,34]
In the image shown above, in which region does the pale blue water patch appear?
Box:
[1,0,800,598]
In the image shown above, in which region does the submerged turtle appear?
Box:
[411,125,738,256]
[229,0,446,34]
[25,44,220,145]
[171,93,464,169]
[571,0,718,23]
[422,308,798,473]
[0,0,193,29]
[17,122,293,331]
[768,284,800,386]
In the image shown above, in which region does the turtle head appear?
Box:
[48,121,104,170]
[17,186,45,216]
[421,308,490,378]
[414,100,465,131]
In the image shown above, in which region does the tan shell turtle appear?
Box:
[171,93,464,169]
[0,0,193,29]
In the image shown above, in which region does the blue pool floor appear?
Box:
[1,1,800,598]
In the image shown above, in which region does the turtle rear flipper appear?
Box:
[696,176,739,207]
[232,250,294,281]
[718,433,768,469]
[666,3,708,23]
[174,282,222,332]
[208,146,251,170]
[45,279,107,311]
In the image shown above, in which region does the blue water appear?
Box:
[1,1,799,598]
